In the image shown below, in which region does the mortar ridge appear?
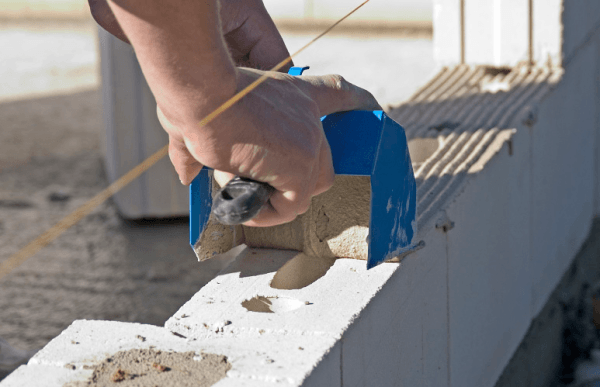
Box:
[390,64,564,234]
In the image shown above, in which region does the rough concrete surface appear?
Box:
[0,150,227,348]
[65,348,230,387]
[241,175,371,260]
[18,319,343,386]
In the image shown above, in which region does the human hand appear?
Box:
[91,0,381,227]
[160,68,381,227]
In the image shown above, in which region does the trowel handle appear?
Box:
[212,176,275,225]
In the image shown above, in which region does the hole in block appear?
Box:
[270,253,336,290]
[242,296,306,313]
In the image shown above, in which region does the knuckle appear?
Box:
[309,100,322,120]
[282,189,312,217]
[300,99,321,124]
[314,173,334,196]
[301,142,320,164]
[273,203,299,224]
[290,126,322,163]
[329,74,348,91]
[322,171,335,189]
[278,73,296,83]
[295,198,312,215]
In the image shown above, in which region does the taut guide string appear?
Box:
[0,0,372,281]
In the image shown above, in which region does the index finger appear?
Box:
[293,74,382,116]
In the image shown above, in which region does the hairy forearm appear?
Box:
[105,0,237,129]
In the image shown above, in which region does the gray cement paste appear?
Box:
[64,348,230,387]
[242,175,371,260]
[194,176,371,261]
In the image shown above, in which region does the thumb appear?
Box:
[157,105,203,185]
[295,74,382,116]
[168,135,204,186]
[212,170,236,188]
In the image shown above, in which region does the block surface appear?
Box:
[530,40,596,315]
[0,364,91,387]
[341,226,448,387]
[532,0,562,66]
[446,127,532,387]
[562,0,600,64]
[433,0,462,65]
[27,319,340,386]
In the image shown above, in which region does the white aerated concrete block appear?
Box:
[562,0,600,63]
[166,245,459,386]
[164,246,406,386]
[463,0,493,64]
[532,0,562,66]
[28,319,341,386]
[436,0,600,67]
[340,226,448,387]
[531,40,597,316]
[464,0,529,66]
[433,0,462,65]
[99,28,188,218]
[0,364,91,387]
[166,248,400,339]
[446,127,532,387]
[214,379,284,387]
[29,320,199,368]
[495,0,530,66]
[301,343,341,387]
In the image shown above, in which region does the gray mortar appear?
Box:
[64,348,230,387]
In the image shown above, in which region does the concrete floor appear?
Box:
[0,18,435,376]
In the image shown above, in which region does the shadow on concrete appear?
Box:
[0,88,102,172]
[217,246,337,290]
[220,247,298,278]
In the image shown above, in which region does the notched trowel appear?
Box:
[189,66,418,269]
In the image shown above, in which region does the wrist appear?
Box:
[155,53,239,134]
[106,0,239,133]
